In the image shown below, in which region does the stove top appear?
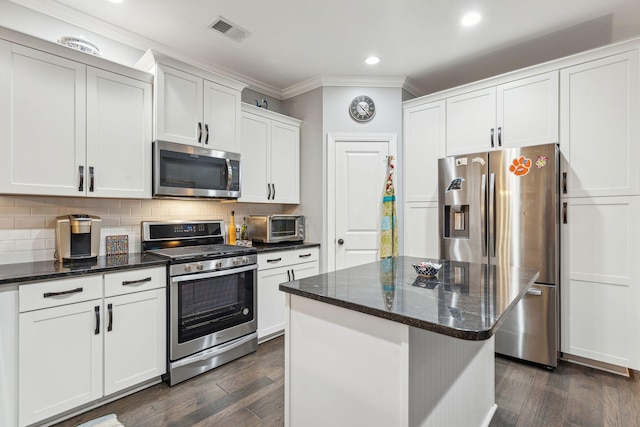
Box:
[147,244,257,261]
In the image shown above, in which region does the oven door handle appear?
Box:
[171,264,257,283]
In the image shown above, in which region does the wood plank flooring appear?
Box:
[54,336,640,427]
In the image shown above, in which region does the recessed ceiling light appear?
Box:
[365,56,380,65]
[461,12,481,27]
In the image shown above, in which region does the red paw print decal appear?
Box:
[509,156,531,176]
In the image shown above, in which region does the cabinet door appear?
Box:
[560,51,640,197]
[87,68,152,198]
[0,42,86,196]
[104,288,166,395]
[292,261,319,280]
[403,101,446,202]
[203,79,241,153]
[270,121,300,204]
[19,300,103,427]
[561,196,640,369]
[257,266,289,340]
[446,87,496,155]
[403,201,439,258]
[239,112,270,202]
[497,71,559,149]
[156,65,203,146]
[0,288,17,427]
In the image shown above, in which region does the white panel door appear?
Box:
[560,50,640,197]
[156,64,203,146]
[86,68,152,199]
[446,87,496,156]
[270,121,300,204]
[203,79,241,153]
[19,300,103,427]
[403,201,439,258]
[104,289,166,395]
[497,71,559,149]
[239,112,270,202]
[0,43,86,196]
[403,100,446,202]
[335,141,389,270]
[561,196,640,369]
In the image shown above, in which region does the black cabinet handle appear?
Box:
[490,128,495,148]
[299,253,312,258]
[122,277,152,286]
[205,124,209,144]
[198,122,202,143]
[562,172,567,194]
[497,127,502,147]
[267,257,282,263]
[287,270,291,281]
[267,183,272,200]
[78,165,84,192]
[43,287,83,298]
[272,183,276,200]
[94,306,100,335]
[292,269,295,280]
[107,303,113,332]
[563,202,568,224]
[89,166,95,192]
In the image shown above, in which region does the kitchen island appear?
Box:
[279,256,539,427]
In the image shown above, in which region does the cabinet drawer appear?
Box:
[104,267,166,297]
[258,248,319,270]
[19,275,102,313]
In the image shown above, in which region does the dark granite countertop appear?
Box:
[0,253,168,287]
[252,241,320,253]
[280,256,539,341]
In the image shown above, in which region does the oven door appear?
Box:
[169,264,256,361]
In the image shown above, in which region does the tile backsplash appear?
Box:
[0,195,283,265]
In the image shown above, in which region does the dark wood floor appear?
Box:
[54,336,640,427]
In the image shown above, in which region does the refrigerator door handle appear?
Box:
[489,173,496,258]
[481,174,487,257]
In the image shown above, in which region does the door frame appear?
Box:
[327,133,398,272]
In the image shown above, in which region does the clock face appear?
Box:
[349,95,376,122]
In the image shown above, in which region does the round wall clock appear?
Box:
[349,95,376,122]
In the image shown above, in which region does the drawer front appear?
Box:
[258,247,319,270]
[19,275,103,313]
[104,267,167,297]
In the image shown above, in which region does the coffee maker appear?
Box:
[55,214,101,263]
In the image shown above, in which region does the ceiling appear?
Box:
[7,0,640,98]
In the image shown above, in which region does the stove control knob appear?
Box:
[242,308,249,315]
[215,261,222,269]
[196,263,204,271]
[184,264,192,272]
[242,258,248,264]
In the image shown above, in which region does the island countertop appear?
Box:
[279,256,539,340]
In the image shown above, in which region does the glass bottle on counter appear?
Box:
[228,211,236,245]
[240,217,248,240]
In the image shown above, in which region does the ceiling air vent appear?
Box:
[209,17,250,42]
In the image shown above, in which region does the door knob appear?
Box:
[337,239,344,245]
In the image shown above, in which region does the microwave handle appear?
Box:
[226,159,233,191]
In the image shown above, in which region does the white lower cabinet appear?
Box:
[1,287,19,427]
[257,248,319,342]
[18,267,166,427]
[561,196,640,370]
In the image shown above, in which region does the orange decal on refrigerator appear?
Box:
[509,156,531,176]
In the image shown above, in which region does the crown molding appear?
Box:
[282,75,425,100]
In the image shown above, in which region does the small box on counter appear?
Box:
[106,235,129,255]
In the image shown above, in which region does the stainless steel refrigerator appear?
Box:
[438,143,559,368]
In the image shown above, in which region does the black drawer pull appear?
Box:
[267,257,282,263]
[94,306,100,335]
[122,277,152,286]
[299,253,312,258]
[43,287,83,298]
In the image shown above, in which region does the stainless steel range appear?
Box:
[142,220,258,386]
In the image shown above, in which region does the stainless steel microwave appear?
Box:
[153,140,240,199]
[247,215,305,243]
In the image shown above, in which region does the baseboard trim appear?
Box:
[561,353,630,377]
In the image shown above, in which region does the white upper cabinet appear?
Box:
[0,39,153,198]
[560,50,640,198]
[403,100,446,202]
[239,104,301,204]
[148,56,244,153]
[446,71,558,155]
